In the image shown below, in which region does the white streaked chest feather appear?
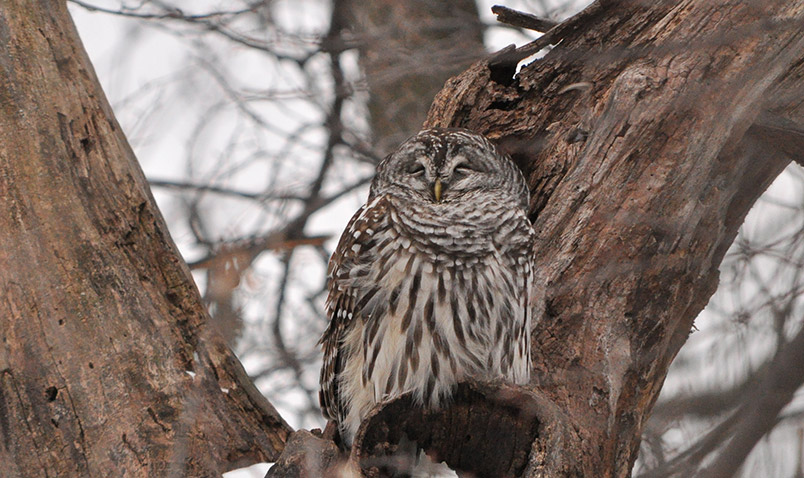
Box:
[336,220,532,443]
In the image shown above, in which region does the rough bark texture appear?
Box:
[4,0,804,477]
[426,0,802,476]
[351,382,546,478]
[0,1,292,477]
[271,1,804,477]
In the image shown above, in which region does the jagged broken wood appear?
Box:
[267,381,576,478]
[491,5,558,33]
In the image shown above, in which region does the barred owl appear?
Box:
[319,128,535,446]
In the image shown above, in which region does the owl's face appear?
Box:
[370,128,528,208]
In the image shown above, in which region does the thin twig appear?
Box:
[149,179,305,201]
[639,316,804,478]
[68,0,253,20]
[697,319,804,478]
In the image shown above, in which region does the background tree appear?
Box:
[1,0,804,477]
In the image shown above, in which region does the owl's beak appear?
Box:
[433,178,443,202]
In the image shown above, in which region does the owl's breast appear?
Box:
[335,207,533,445]
[385,198,531,262]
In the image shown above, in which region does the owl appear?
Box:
[319,128,535,446]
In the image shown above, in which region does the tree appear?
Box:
[0,2,290,476]
[2,0,803,477]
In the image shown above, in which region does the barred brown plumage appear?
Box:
[318,128,536,446]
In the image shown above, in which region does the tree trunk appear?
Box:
[4,0,804,478]
[0,1,291,477]
[274,1,804,477]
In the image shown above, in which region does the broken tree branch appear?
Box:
[491,5,558,33]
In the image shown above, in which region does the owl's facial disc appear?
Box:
[372,131,511,205]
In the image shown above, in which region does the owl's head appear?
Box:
[370,128,529,208]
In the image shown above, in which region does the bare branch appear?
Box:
[149,179,306,201]
[491,5,558,32]
[696,321,804,478]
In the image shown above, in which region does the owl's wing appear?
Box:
[318,195,390,424]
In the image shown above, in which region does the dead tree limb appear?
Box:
[361,1,804,476]
[0,1,292,476]
[491,5,558,33]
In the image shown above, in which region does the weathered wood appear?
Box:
[351,382,549,478]
[350,1,804,477]
[4,0,804,477]
[265,430,344,478]
[491,5,558,33]
[272,0,804,475]
[0,1,292,476]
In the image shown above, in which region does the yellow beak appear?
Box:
[434,178,442,202]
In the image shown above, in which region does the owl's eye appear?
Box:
[407,163,426,176]
[453,163,476,175]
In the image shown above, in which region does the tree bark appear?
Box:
[425,1,803,476]
[0,1,291,477]
[4,0,804,478]
[272,1,804,477]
